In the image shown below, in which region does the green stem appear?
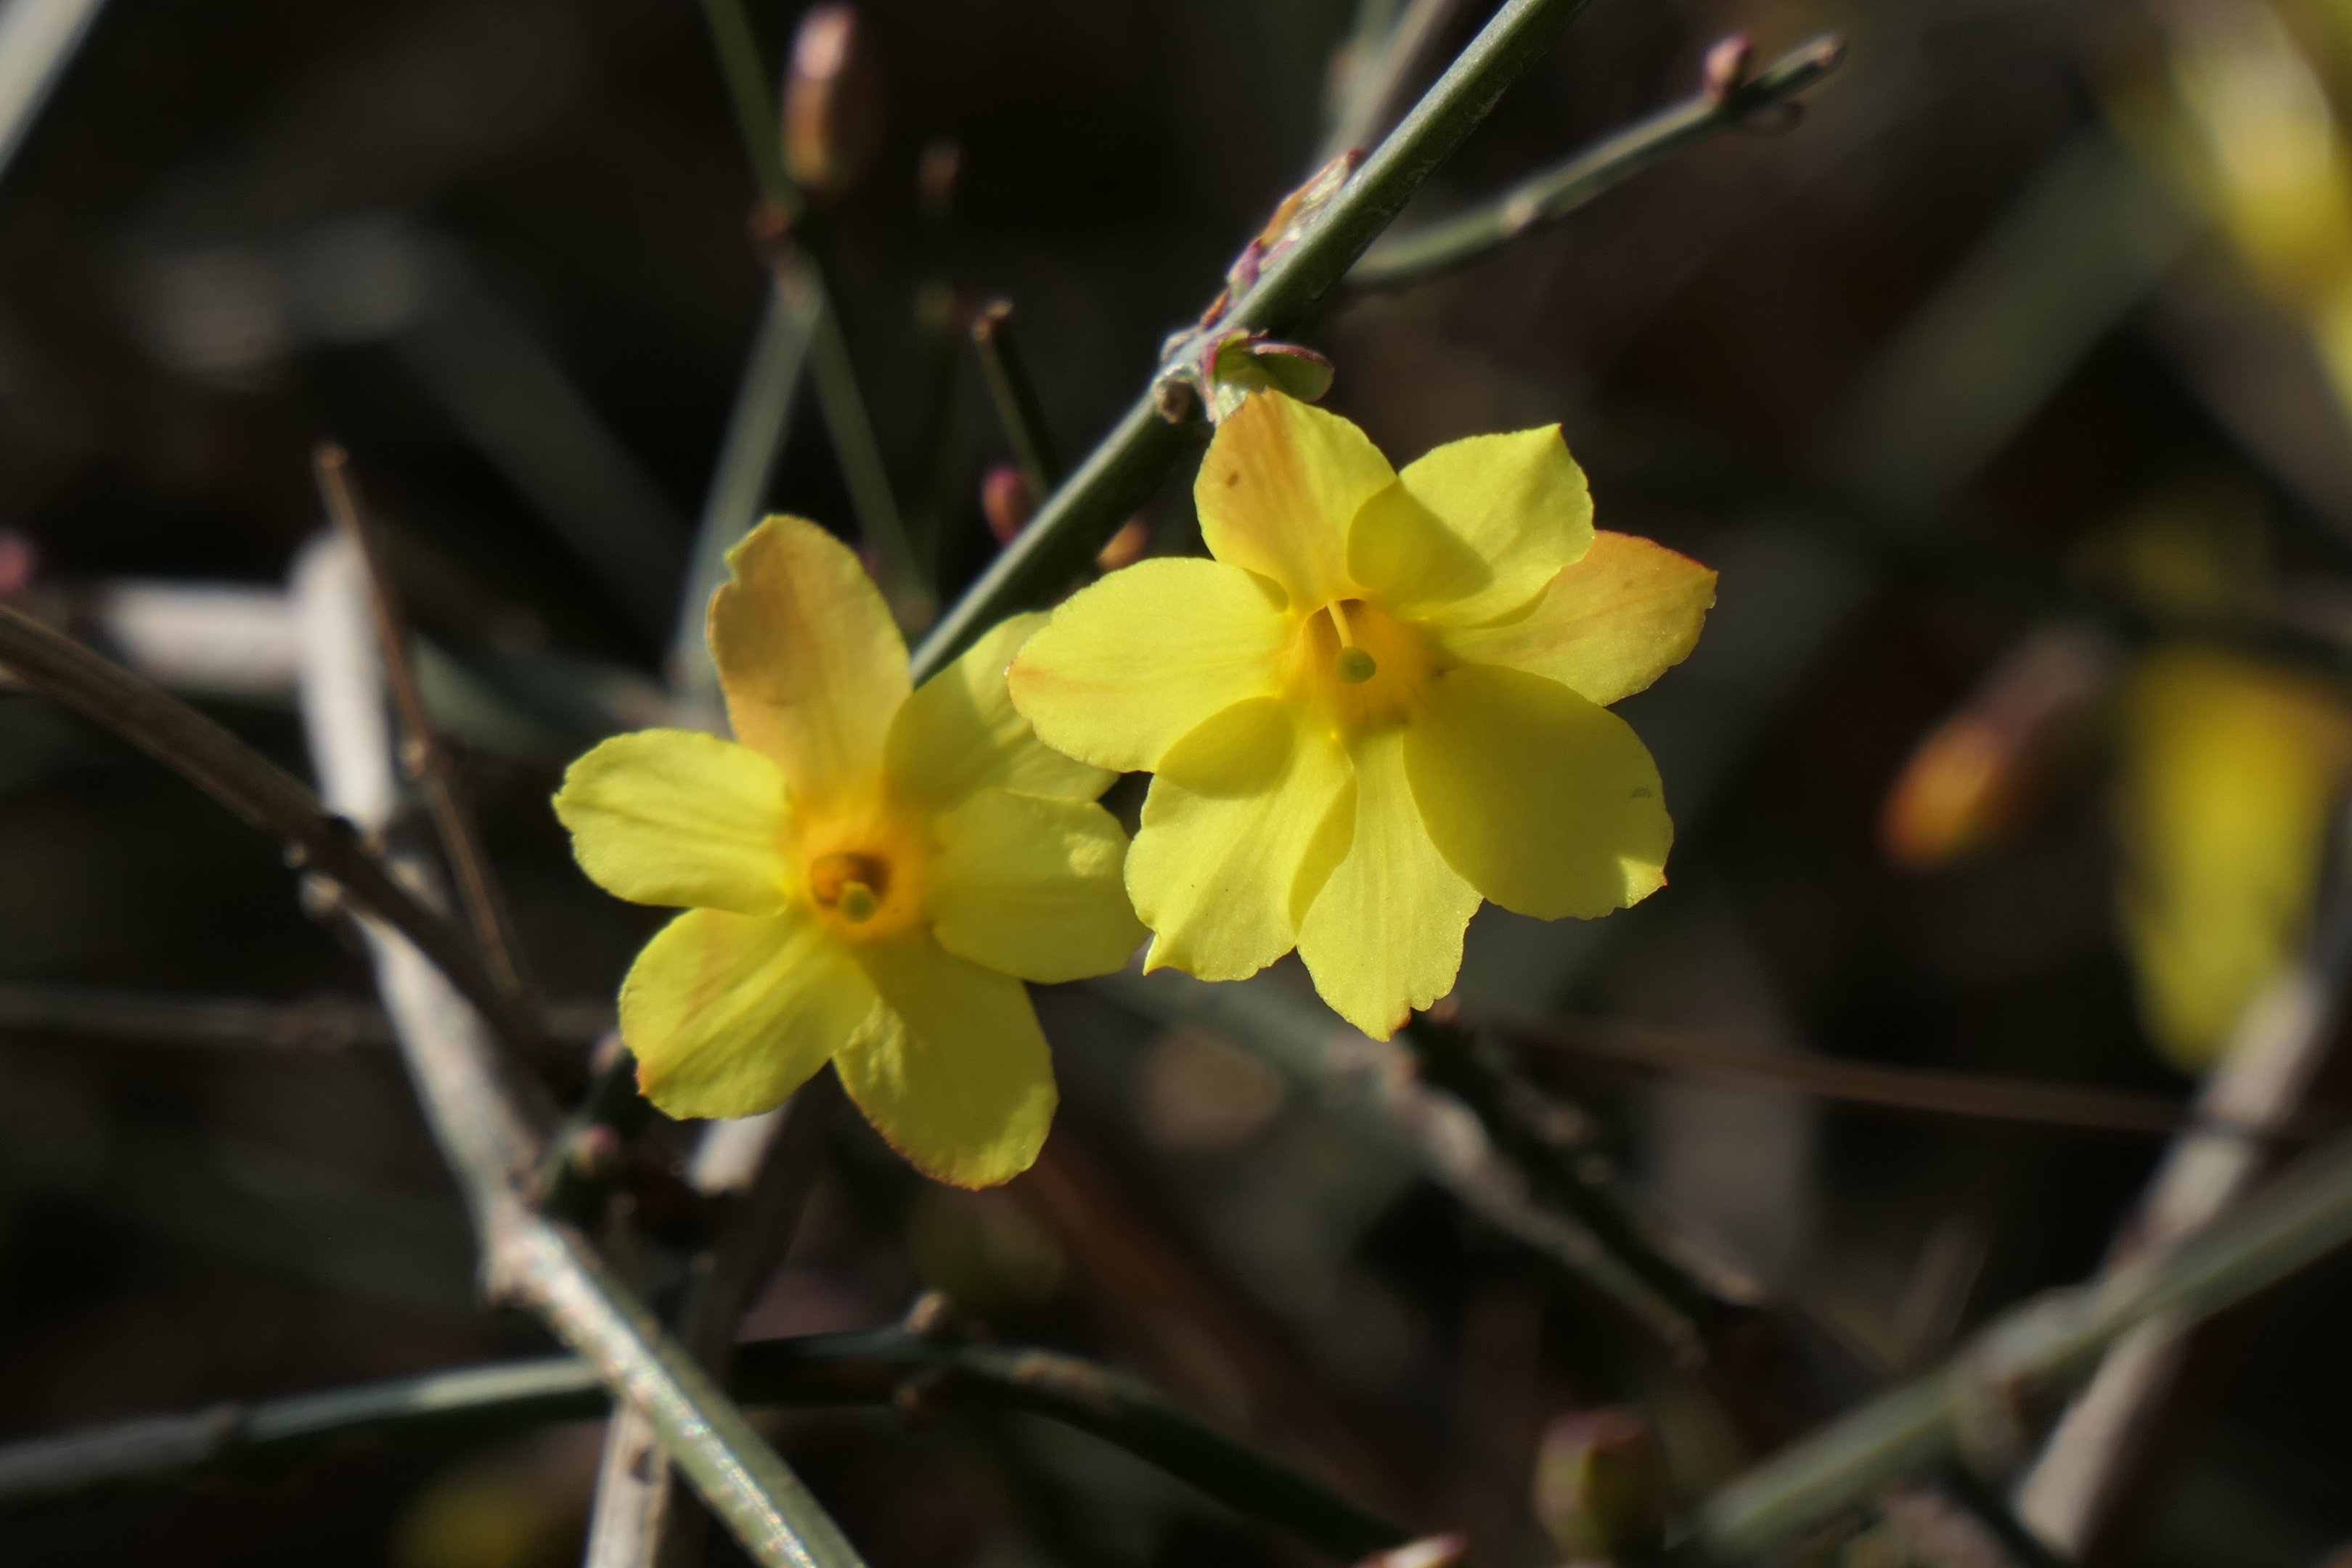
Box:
[698,0,799,213]
[0,1330,1412,1563]
[1405,1016,1722,1331]
[910,0,1598,682]
[489,1201,865,1568]
[1321,0,1475,164]
[695,0,920,625]
[0,605,549,1072]
[672,272,824,719]
[971,299,1065,494]
[804,274,925,625]
[1680,1124,2352,1560]
[1349,34,1845,290]
[295,539,863,1568]
[1088,971,1706,1357]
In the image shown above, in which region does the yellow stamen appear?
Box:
[809,851,890,922]
[1328,600,1378,685]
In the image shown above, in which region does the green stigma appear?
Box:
[1336,647,1379,685]
[836,882,878,923]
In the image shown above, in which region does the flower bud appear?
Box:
[1702,33,1753,103]
[1880,626,2115,870]
[1352,1537,1464,1568]
[981,464,1034,546]
[0,529,36,599]
[1532,1406,1666,1561]
[783,4,885,200]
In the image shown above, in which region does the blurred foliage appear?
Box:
[10,0,2352,1563]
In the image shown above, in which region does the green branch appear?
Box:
[1349,35,1845,290]
[910,0,1598,681]
[1088,971,1712,1357]
[0,1329,1411,1564]
[695,0,921,625]
[1405,1016,1723,1331]
[971,299,1065,494]
[1678,1123,2352,1560]
[0,605,550,1072]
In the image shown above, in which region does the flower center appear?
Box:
[1328,600,1378,685]
[1294,597,1436,736]
[808,851,889,924]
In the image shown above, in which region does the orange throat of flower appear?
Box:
[797,812,931,940]
[1292,595,1436,738]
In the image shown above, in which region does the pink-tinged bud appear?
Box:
[784,4,885,200]
[1095,518,1150,573]
[981,463,1035,545]
[0,530,35,599]
[1702,33,1754,104]
[1532,1407,1666,1561]
[1351,1537,1464,1568]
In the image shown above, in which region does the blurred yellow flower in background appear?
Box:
[556,515,1142,1188]
[1009,391,1713,1038]
[2118,645,2352,1067]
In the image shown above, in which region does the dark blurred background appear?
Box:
[4,0,2352,1563]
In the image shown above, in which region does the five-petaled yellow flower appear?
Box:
[555,515,1143,1188]
[1008,391,1715,1038]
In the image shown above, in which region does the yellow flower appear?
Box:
[555,515,1143,1188]
[2117,647,2352,1069]
[1008,391,1714,1037]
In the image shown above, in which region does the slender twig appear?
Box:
[907,139,967,579]
[0,0,104,186]
[698,0,922,624]
[672,271,824,722]
[1479,1011,2211,1138]
[1678,1120,2352,1561]
[971,300,1063,494]
[698,0,798,218]
[585,1076,842,1568]
[1405,1015,1723,1332]
[531,1034,651,1216]
[1321,0,1475,164]
[0,603,548,1069]
[0,981,609,1053]
[0,1328,1413,1561]
[1021,1135,1418,1511]
[1349,35,1845,290]
[292,532,865,1568]
[910,0,1599,681]
[2014,800,2352,1551]
[1087,969,1710,1357]
[314,444,534,1004]
[805,295,923,624]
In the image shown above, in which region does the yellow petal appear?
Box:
[2117,649,2352,1068]
[1297,730,1482,1038]
[931,788,1146,983]
[1008,557,1293,773]
[1196,391,1392,609]
[1437,532,1717,706]
[1126,695,1352,979]
[710,515,910,812]
[621,905,877,1119]
[835,936,1058,1188]
[553,730,789,915]
[888,611,1112,812]
[1388,425,1595,625]
[1404,665,1671,920]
